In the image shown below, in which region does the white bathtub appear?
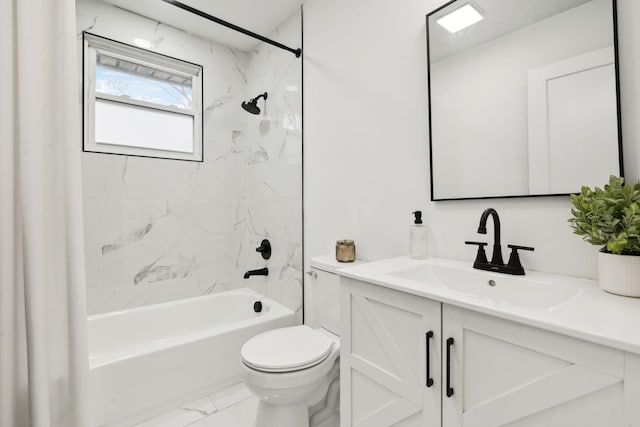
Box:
[88,288,296,427]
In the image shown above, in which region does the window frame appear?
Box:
[83,32,204,162]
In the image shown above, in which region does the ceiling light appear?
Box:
[436,4,484,34]
[133,38,153,49]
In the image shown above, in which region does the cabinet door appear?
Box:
[305,267,341,332]
[341,279,441,427]
[442,305,627,427]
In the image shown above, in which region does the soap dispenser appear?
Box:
[410,210,427,259]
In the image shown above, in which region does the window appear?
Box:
[83,33,203,161]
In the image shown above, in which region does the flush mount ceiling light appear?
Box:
[436,3,484,34]
[133,38,153,49]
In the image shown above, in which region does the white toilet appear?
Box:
[240,255,357,427]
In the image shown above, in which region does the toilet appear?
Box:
[240,255,359,427]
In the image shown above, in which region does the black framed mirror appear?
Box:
[426,0,622,201]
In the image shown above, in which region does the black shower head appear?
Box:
[241,92,268,115]
[241,99,260,115]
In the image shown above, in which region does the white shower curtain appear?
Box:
[0,0,90,426]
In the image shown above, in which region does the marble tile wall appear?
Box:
[77,0,303,317]
[77,0,248,314]
[242,10,303,321]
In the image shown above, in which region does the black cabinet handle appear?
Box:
[425,331,434,387]
[446,337,454,398]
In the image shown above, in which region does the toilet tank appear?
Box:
[308,255,363,336]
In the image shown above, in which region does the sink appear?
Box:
[389,261,583,311]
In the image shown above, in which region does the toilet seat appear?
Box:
[241,325,333,373]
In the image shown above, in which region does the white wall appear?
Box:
[303,0,640,281]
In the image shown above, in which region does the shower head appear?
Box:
[241,92,268,115]
[241,100,260,115]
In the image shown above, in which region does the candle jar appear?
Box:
[336,239,356,262]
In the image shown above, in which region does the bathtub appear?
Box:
[88,288,296,427]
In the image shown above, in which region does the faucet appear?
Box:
[465,208,534,275]
[478,208,504,266]
[244,267,269,279]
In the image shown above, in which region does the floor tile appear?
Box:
[209,382,253,411]
[180,397,218,417]
[134,408,206,427]
[132,382,258,427]
[133,396,217,427]
[188,396,259,427]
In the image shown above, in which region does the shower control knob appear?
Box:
[255,239,271,260]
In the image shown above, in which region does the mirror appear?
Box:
[427,0,622,200]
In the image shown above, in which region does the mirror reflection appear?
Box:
[427,0,621,200]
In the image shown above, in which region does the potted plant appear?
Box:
[569,175,640,297]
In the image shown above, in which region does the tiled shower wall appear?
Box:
[77,0,302,318]
[242,12,303,319]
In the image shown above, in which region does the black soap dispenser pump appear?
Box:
[410,210,427,259]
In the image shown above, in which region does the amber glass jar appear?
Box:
[336,240,356,262]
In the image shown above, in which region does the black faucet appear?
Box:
[478,208,504,266]
[465,208,534,275]
[243,267,269,279]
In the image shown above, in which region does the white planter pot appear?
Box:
[598,251,640,297]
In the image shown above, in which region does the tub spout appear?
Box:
[244,267,269,279]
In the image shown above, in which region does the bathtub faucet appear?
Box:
[244,267,269,279]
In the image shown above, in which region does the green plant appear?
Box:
[569,176,640,255]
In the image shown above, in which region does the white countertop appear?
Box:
[310,254,365,274]
[337,256,640,355]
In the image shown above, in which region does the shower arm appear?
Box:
[253,93,268,103]
[161,0,302,58]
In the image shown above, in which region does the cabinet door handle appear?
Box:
[425,331,434,387]
[446,337,454,398]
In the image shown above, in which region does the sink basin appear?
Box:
[390,261,583,311]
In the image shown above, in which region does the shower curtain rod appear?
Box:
[161,0,302,58]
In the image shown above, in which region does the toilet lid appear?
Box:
[241,325,333,372]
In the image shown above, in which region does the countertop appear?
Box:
[336,256,640,355]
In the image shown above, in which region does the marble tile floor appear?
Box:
[133,382,259,427]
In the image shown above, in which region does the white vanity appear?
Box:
[337,257,640,427]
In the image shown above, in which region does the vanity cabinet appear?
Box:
[341,278,640,427]
[442,305,638,427]
[340,278,442,426]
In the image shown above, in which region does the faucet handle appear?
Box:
[508,244,534,252]
[465,241,488,267]
[255,239,271,260]
[506,245,534,275]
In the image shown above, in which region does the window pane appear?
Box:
[94,100,194,153]
[96,54,193,110]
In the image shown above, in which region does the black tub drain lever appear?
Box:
[253,301,263,313]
